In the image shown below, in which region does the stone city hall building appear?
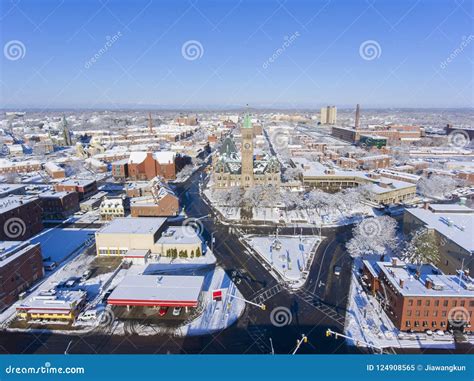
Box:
[213,115,280,189]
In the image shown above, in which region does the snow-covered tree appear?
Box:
[346,216,398,258]
[417,175,458,198]
[282,167,302,182]
[401,228,440,270]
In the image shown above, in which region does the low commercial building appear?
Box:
[0,242,44,311]
[293,158,417,205]
[403,204,474,275]
[107,274,204,308]
[95,217,167,256]
[155,226,203,258]
[362,259,473,333]
[16,290,86,321]
[54,179,98,200]
[38,191,80,220]
[0,195,43,241]
[80,191,108,212]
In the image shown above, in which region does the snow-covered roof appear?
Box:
[406,205,474,252]
[0,241,38,268]
[376,261,474,297]
[107,275,205,307]
[156,226,202,245]
[98,217,166,235]
[128,151,175,165]
[17,290,86,312]
[0,195,39,213]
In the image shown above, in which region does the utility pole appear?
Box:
[292,334,308,354]
[269,338,275,355]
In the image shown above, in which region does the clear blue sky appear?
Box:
[1,0,473,109]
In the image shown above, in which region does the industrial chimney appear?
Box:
[355,104,360,130]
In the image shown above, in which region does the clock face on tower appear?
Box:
[244,143,251,149]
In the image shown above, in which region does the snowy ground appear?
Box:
[31,227,96,263]
[344,262,457,351]
[203,188,373,227]
[245,235,321,289]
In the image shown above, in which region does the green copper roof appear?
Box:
[243,114,252,129]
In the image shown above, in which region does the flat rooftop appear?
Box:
[0,241,39,268]
[107,274,205,307]
[377,261,474,298]
[0,195,40,213]
[157,226,202,245]
[98,217,166,235]
[17,290,86,312]
[406,205,474,252]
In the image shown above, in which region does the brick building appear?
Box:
[0,196,43,241]
[127,151,176,181]
[54,179,98,200]
[0,242,44,311]
[362,259,473,333]
[38,191,80,220]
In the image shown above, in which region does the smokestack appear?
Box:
[399,279,404,288]
[425,279,432,289]
[355,104,360,130]
[148,112,154,134]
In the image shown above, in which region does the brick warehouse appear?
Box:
[0,242,44,311]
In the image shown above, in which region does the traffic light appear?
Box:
[303,336,308,343]
[261,304,266,311]
[326,329,332,337]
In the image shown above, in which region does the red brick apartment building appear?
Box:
[0,242,44,311]
[0,196,43,241]
[127,152,176,181]
[54,179,98,200]
[362,259,473,333]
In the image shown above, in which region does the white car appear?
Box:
[172,307,182,316]
[78,309,98,321]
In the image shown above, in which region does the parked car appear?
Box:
[172,307,182,316]
[43,261,57,271]
[158,307,168,316]
[81,270,92,281]
[333,266,342,276]
[78,309,98,321]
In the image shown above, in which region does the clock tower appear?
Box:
[241,114,254,187]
